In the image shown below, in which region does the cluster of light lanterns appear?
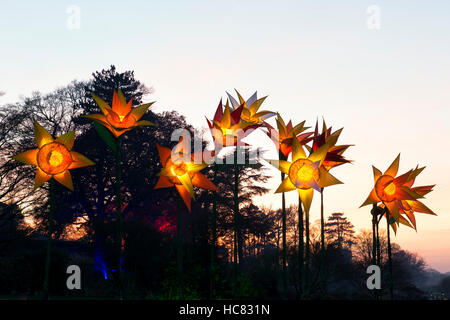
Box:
[11,89,436,300]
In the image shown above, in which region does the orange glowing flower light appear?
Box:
[227,90,276,125]
[267,136,342,214]
[360,154,436,229]
[264,113,313,158]
[206,99,259,149]
[84,89,155,138]
[154,139,218,211]
[12,121,95,190]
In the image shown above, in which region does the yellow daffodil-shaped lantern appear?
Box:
[12,121,94,190]
[84,89,155,138]
[361,154,436,229]
[154,138,218,211]
[268,136,342,214]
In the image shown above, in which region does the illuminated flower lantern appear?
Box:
[268,136,342,221]
[360,154,436,299]
[83,89,155,296]
[206,98,259,151]
[154,137,217,299]
[12,121,94,190]
[264,113,313,159]
[154,138,218,211]
[83,89,155,138]
[12,120,94,298]
[226,90,276,125]
[360,154,436,222]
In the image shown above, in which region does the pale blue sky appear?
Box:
[1,0,450,271]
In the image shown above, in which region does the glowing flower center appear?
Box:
[171,162,188,177]
[384,182,396,196]
[289,158,319,189]
[49,151,63,166]
[375,175,397,202]
[37,142,72,175]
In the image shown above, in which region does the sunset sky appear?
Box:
[1,1,449,271]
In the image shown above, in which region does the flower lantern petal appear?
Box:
[245,91,258,110]
[12,149,39,166]
[405,166,426,187]
[56,131,75,150]
[187,163,209,173]
[68,152,95,169]
[81,114,110,127]
[385,201,400,221]
[156,144,172,166]
[230,105,244,125]
[298,188,314,214]
[308,142,329,167]
[318,167,343,188]
[412,185,435,197]
[405,200,436,215]
[192,173,218,191]
[360,188,381,207]
[117,89,132,115]
[137,120,156,127]
[178,173,195,198]
[226,92,240,110]
[222,104,231,128]
[393,169,413,186]
[384,153,400,176]
[213,99,223,122]
[307,177,322,193]
[267,159,291,175]
[372,166,382,183]
[34,167,52,190]
[293,120,308,135]
[130,102,156,121]
[292,135,306,161]
[396,186,423,200]
[34,121,54,148]
[53,170,74,191]
[90,93,112,116]
[403,210,417,230]
[275,177,297,193]
[154,176,174,189]
[112,90,126,114]
[398,214,413,229]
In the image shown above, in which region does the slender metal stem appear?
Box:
[43,178,54,299]
[371,204,378,300]
[177,194,184,300]
[233,147,239,297]
[280,151,287,299]
[298,197,304,298]
[320,188,326,297]
[116,138,123,298]
[305,208,310,297]
[385,207,394,300]
[209,164,217,299]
